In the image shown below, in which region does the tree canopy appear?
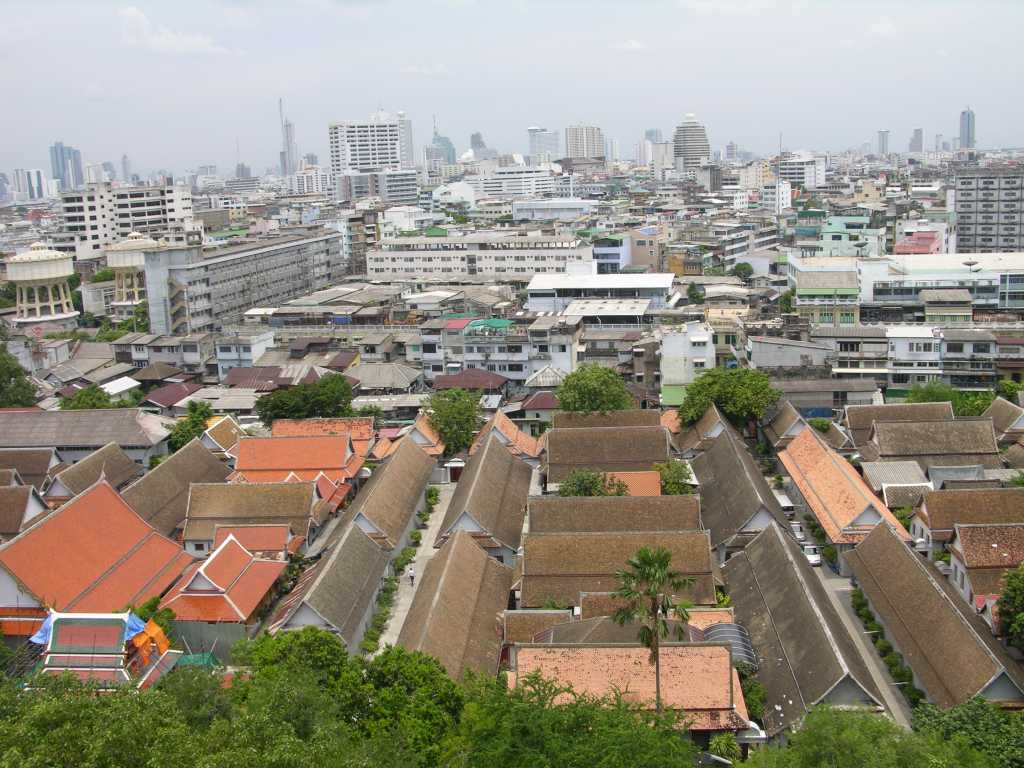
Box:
[557,468,629,497]
[731,262,754,281]
[678,367,781,426]
[428,388,481,456]
[60,383,114,410]
[255,374,354,427]
[914,696,1024,768]
[654,460,694,495]
[555,364,633,414]
[168,400,214,452]
[997,565,1024,652]
[905,381,996,417]
[779,289,795,314]
[0,345,36,408]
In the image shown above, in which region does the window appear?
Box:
[974,343,991,353]
[692,340,706,347]
[945,342,963,353]
[218,346,234,353]
[422,343,437,353]
[431,364,443,372]
[194,542,206,552]
[694,360,706,369]
[838,341,860,352]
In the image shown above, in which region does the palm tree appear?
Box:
[612,546,694,713]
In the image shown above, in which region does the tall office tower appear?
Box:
[197,165,217,176]
[0,173,8,202]
[672,114,711,173]
[328,110,414,175]
[278,98,299,177]
[651,142,674,181]
[877,130,890,156]
[527,126,560,163]
[725,141,738,161]
[49,142,83,191]
[955,167,1023,252]
[909,128,923,153]
[303,153,318,167]
[12,169,48,201]
[565,125,606,159]
[121,155,131,184]
[935,134,943,152]
[235,163,252,179]
[470,132,498,160]
[960,107,976,149]
[429,121,457,165]
[101,161,117,180]
[85,163,105,183]
[644,128,663,144]
[609,138,620,162]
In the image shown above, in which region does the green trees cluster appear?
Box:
[0,345,36,408]
[905,381,995,416]
[678,367,781,426]
[654,460,694,495]
[996,565,1024,652]
[914,697,1024,768]
[427,388,481,455]
[556,364,633,414]
[256,374,355,427]
[557,468,629,497]
[60,383,144,410]
[168,400,214,452]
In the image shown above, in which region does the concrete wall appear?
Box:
[172,620,247,663]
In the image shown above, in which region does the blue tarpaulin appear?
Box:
[29,612,146,646]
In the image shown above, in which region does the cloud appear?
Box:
[612,38,647,51]
[119,6,232,55]
[400,63,449,76]
[222,6,258,29]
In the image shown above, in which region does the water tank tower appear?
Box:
[105,232,157,322]
[5,242,79,331]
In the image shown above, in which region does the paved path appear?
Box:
[813,565,913,729]
[376,482,454,651]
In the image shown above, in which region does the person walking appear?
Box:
[408,566,415,587]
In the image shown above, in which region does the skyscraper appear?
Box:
[329,111,415,173]
[672,114,710,173]
[909,128,923,153]
[877,130,889,156]
[101,161,117,180]
[725,141,738,161]
[565,125,606,159]
[49,142,83,191]
[935,134,943,152]
[235,163,252,179]
[303,153,318,167]
[527,127,559,163]
[12,169,48,200]
[121,154,131,184]
[643,128,663,144]
[429,120,457,165]
[960,107,976,149]
[470,132,497,160]
[279,98,299,176]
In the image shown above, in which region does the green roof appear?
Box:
[660,384,687,407]
[424,226,449,237]
[467,318,513,330]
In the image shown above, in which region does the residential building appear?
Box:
[287,166,332,195]
[658,320,716,388]
[511,198,595,222]
[672,114,711,173]
[526,272,674,312]
[955,167,1022,252]
[49,141,83,191]
[777,152,826,189]
[336,169,418,205]
[328,110,414,173]
[466,166,555,198]
[960,107,976,150]
[11,169,50,201]
[215,328,275,378]
[741,336,831,371]
[910,488,1024,562]
[110,332,214,376]
[565,125,606,159]
[792,271,859,326]
[527,126,560,163]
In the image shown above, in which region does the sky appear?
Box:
[2,0,1022,177]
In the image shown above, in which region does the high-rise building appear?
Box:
[651,142,674,181]
[12,169,48,201]
[909,128,923,153]
[49,142,83,191]
[527,127,559,163]
[101,161,117,180]
[85,163,105,184]
[287,166,332,195]
[643,128,663,144]
[121,155,131,184]
[609,138,620,162]
[428,122,457,165]
[960,107,976,149]
[877,130,889,156]
[935,134,943,152]
[235,163,252,179]
[565,125,605,159]
[303,153,318,167]
[279,98,299,177]
[470,132,498,160]
[672,114,711,173]
[955,167,1022,252]
[328,110,414,176]
[0,173,8,202]
[725,141,738,161]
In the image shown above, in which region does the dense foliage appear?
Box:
[0,344,36,407]
[807,417,832,433]
[557,468,629,497]
[255,374,354,427]
[654,460,694,495]
[997,565,1024,652]
[679,367,781,426]
[731,262,754,280]
[779,289,795,313]
[427,388,481,455]
[555,364,633,413]
[905,381,996,417]
[60,383,115,410]
[914,697,1024,768]
[169,400,215,452]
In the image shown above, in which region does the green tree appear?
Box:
[686,282,703,304]
[612,547,693,712]
[905,381,996,417]
[255,373,355,427]
[779,289,795,313]
[427,388,481,456]
[654,460,693,495]
[808,417,832,433]
[709,732,742,762]
[556,364,633,414]
[679,367,781,426]
[914,696,1024,768]
[997,380,1022,401]
[736,662,766,721]
[997,565,1024,651]
[131,300,150,333]
[60,383,113,410]
[0,345,36,407]
[557,468,629,497]
[119,595,175,638]
[731,262,754,281]
[356,404,384,423]
[90,267,116,283]
[169,400,214,452]
[1010,472,1024,488]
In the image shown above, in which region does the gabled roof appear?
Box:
[342,439,434,548]
[780,429,910,546]
[0,486,45,539]
[521,390,559,411]
[691,428,786,548]
[724,524,883,737]
[605,470,662,496]
[271,417,375,457]
[121,439,231,537]
[551,410,659,429]
[214,524,290,555]
[545,425,670,484]
[520,530,716,608]
[469,410,541,459]
[160,535,286,623]
[345,362,421,390]
[843,402,954,445]
[845,523,1024,709]
[433,367,509,391]
[131,362,183,382]
[862,418,1001,471]
[523,366,567,389]
[860,460,928,492]
[202,415,243,452]
[0,481,194,612]
[954,523,1024,570]
[398,532,513,680]
[527,495,700,534]
[676,403,727,453]
[763,401,807,449]
[984,397,1024,442]
[232,435,361,484]
[183,482,320,542]
[916,488,1024,540]
[0,448,58,490]
[145,381,203,409]
[0,409,169,450]
[48,443,141,497]
[436,434,531,551]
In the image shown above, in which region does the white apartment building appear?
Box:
[955,168,1024,252]
[466,166,555,198]
[672,114,711,173]
[659,320,717,386]
[777,152,826,189]
[761,181,792,213]
[368,233,592,278]
[328,110,414,174]
[526,272,675,312]
[565,125,606,159]
[215,328,276,379]
[337,169,418,205]
[52,182,200,260]
[11,169,52,201]
[287,166,333,196]
[527,127,560,163]
[512,198,597,222]
[738,161,772,190]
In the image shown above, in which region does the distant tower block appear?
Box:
[105,232,157,322]
[6,242,79,332]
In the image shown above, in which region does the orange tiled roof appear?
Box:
[779,429,911,546]
[233,435,364,484]
[0,482,194,612]
[411,414,445,455]
[271,418,375,458]
[370,436,394,459]
[214,524,290,554]
[469,411,541,459]
[606,471,662,497]
[661,410,681,435]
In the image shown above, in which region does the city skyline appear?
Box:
[3,1,1022,176]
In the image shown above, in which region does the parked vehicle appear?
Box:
[790,522,806,542]
[803,545,821,566]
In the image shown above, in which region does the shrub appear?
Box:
[409,530,422,547]
[394,546,417,573]
[874,638,893,656]
[808,417,832,433]
[821,545,837,564]
[905,685,926,707]
[426,486,440,506]
[865,620,883,637]
[772,474,784,489]
[883,652,901,671]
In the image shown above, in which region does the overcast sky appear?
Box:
[3,0,1021,176]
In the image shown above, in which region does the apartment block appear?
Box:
[955,167,1023,252]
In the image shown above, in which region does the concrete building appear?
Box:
[659,321,716,387]
[777,152,826,189]
[877,130,889,156]
[526,272,675,312]
[336,169,418,205]
[960,107,976,150]
[955,167,1022,252]
[10,169,50,201]
[527,126,560,163]
[565,125,606,159]
[49,141,83,191]
[104,232,155,322]
[287,166,332,196]
[215,328,276,379]
[651,141,675,181]
[761,180,792,213]
[909,128,924,154]
[5,243,79,332]
[466,166,555,198]
[672,114,711,173]
[328,110,414,174]
[511,198,596,222]
[369,233,591,278]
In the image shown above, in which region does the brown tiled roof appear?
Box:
[0,486,37,538]
[433,367,509,390]
[203,416,243,452]
[676,403,727,453]
[821,422,852,450]
[605,471,662,496]
[0,448,58,490]
[843,402,954,445]
[131,362,183,382]
[780,429,910,546]
[469,410,541,459]
[49,443,142,496]
[122,439,231,536]
[183,482,319,542]
[844,523,1024,709]
[984,397,1024,442]
[724,524,882,737]
[520,530,715,607]
[579,592,631,620]
[145,381,202,408]
[271,417,375,457]
[342,439,434,548]
[551,410,660,429]
[763,401,807,449]
[545,425,670,483]
[527,495,700,534]
[437,434,531,551]
[955,523,1024,570]
[691,429,786,548]
[540,615,697,644]
[916,488,1024,541]
[398,532,513,680]
[863,418,1000,471]
[1006,442,1024,470]
[501,609,573,644]
[882,484,930,509]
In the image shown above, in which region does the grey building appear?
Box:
[955,167,1022,252]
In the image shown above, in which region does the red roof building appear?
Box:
[433,367,510,391]
[214,524,296,559]
[231,435,364,485]
[271,417,376,458]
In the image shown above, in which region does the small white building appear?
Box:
[659,321,716,386]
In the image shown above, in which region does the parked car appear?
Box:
[790,522,806,542]
[803,545,821,566]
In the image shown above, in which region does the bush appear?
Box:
[426,486,440,506]
[821,545,837,564]
[808,417,832,433]
[772,474,784,489]
[409,530,422,547]
[883,652,901,671]
[905,685,926,707]
[874,638,893,656]
[394,546,417,573]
